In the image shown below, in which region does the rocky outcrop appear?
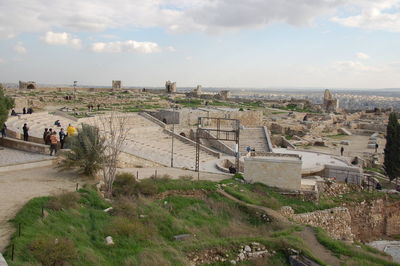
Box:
[281,197,400,242]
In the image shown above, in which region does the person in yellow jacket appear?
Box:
[67,124,76,136]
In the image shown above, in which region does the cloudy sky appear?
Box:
[1,0,400,88]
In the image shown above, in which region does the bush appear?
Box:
[137,179,157,196]
[113,172,138,197]
[112,197,138,219]
[105,217,152,240]
[233,173,244,180]
[30,237,77,266]
[46,192,80,211]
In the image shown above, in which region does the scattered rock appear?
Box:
[103,207,113,213]
[105,236,114,245]
[173,234,191,241]
[244,245,251,252]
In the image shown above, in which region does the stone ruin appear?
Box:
[165,80,177,93]
[19,80,37,90]
[193,85,202,97]
[218,90,231,100]
[112,80,121,90]
[323,89,339,113]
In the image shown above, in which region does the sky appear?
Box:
[1,0,400,89]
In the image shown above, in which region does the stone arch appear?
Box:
[27,84,35,89]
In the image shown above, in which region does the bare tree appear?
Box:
[95,111,131,197]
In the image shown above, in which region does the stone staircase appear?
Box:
[217,127,272,154]
[6,112,77,139]
[82,113,219,170]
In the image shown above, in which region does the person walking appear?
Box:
[340,146,344,156]
[22,107,26,114]
[45,128,53,145]
[49,131,58,156]
[1,123,6,138]
[22,123,29,141]
[43,128,49,143]
[375,143,379,153]
[59,128,66,149]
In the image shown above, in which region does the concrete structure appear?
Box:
[323,89,339,113]
[193,85,202,97]
[244,154,302,190]
[19,80,37,90]
[148,107,263,127]
[112,80,121,90]
[165,80,177,93]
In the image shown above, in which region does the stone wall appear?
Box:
[244,156,302,190]
[0,137,49,154]
[281,198,400,242]
[293,207,354,241]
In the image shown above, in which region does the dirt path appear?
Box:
[216,189,291,225]
[296,227,341,266]
[217,189,341,265]
[0,167,80,252]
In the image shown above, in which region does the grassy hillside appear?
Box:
[3,176,397,266]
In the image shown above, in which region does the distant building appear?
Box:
[323,89,339,113]
[19,80,37,90]
[165,80,177,93]
[112,80,122,90]
[218,90,231,100]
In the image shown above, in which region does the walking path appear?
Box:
[0,147,51,167]
[0,167,79,252]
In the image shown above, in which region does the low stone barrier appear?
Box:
[0,137,49,155]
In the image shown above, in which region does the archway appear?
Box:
[27,84,35,89]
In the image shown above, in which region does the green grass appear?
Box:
[365,167,385,175]
[315,227,397,266]
[4,179,398,266]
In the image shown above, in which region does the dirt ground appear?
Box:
[0,167,80,252]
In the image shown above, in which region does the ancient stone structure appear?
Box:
[165,80,177,93]
[112,80,121,90]
[193,85,202,97]
[19,80,37,90]
[244,154,302,190]
[218,90,231,100]
[323,89,339,113]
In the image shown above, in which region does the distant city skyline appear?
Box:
[1,0,400,89]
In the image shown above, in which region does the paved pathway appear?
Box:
[0,147,50,166]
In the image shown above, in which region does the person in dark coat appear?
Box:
[1,123,6,138]
[59,128,66,149]
[22,123,29,141]
[43,128,49,143]
[45,128,52,145]
[340,146,344,156]
[23,107,26,114]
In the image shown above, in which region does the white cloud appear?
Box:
[356,52,370,59]
[166,46,176,52]
[0,0,355,37]
[332,0,400,32]
[333,60,381,72]
[13,41,27,54]
[91,40,160,54]
[42,31,82,49]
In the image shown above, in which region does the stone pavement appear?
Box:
[0,147,51,167]
[368,241,400,263]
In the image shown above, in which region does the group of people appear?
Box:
[20,123,77,156]
[11,107,33,116]
[87,104,101,111]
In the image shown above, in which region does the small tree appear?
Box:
[96,112,131,197]
[59,124,106,177]
[0,84,15,128]
[383,112,400,183]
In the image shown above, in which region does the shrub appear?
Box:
[233,173,244,180]
[112,197,138,219]
[137,179,157,196]
[113,172,138,197]
[46,192,80,211]
[30,237,77,266]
